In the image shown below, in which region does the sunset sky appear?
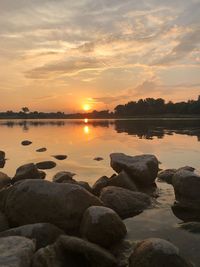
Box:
[0,0,200,112]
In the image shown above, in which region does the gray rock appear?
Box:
[129,238,192,267]
[0,172,11,190]
[179,222,200,234]
[21,140,32,146]
[110,153,159,186]
[4,179,102,234]
[36,161,56,170]
[0,236,35,267]
[0,223,64,250]
[92,176,110,196]
[52,171,76,183]
[80,206,127,248]
[78,181,92,192]
[12,163,42,184]
[158,169,177,184]
[0,211,9,232]
[108,171,138,191]
[100,186,151,219]
[36,147,47,152]
[52,155,67,160]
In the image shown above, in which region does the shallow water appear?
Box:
[0,118,200,265]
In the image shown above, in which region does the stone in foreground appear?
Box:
[12,163,43,184]
[92,176,110,196]
[0,223,64,250]
[3,179,102,234]
[129,238,192,267]
[0,211,9,232]
[80,206,127,248]
[0,236,35,267]
[0,172,11,190]
[52,171,76,183]
[100,186,151,219]
[110,153,159,186]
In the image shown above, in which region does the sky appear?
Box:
[0,0,200,112]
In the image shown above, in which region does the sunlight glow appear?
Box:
[84,118,88,123]
[83,104,91,111]
[84,125,90,134]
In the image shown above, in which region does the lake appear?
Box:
[1,118,200,265]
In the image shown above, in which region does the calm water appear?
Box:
[1,118,200,265]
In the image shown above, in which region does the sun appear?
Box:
[83,104,91,111]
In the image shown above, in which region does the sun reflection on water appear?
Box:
[84,125,90,134]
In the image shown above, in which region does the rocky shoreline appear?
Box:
[0,148,199,266]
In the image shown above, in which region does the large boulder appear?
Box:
[32,235,117,267]
[92,176,109,196]
[12,163,43,184]
[0,236,35,267]
[108,171,138,191]
[0,223,64,250]
[110,153,159,186]
[0,172,11,190]
[80,206,127,248]
[100,186,151,219]
[3,179,102,234]
[129,238,192,267]
[0,211,9,232]
[36,161,56,170]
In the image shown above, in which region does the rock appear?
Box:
[39,170,46,179]
[80,206,127,248]
[92,176,110,196]
[0,159,6,168]
[94,157,104,161]
[171,202,200,222]
[36,147,47,152]
[179,222,200,234]
[172,170,200,210]
[0,236,35,267]
[36,161,56,170]
[12,163,42,184]
[52,155,67,160]
[178,166,195,172]
[78,181,92,192]
[158,169,177,184]
[108,171,138,191]
[57,235,117,267]
[4,179,102,234]
[21,140,32,146]
[129,238,192,267]
[0,211,9,232]
[0,172,11,189]
[110,153,159,186]
[0,223,64,250]
[52,171,76,183]
[100,186,151,219]
[0,151,5,161]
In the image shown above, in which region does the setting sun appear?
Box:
[83,104,91,111]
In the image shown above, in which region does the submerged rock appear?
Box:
[36,147,47,152]
[36,161,56,170]
[0,223,64,250]
[100,186,151,219]
[12,163,43,184]
[129,238,192,267]
[4,179,102,233]
[0,236,35,267]
[80,206,127,248]
[52,155,67,160]
[21,140,32,146]
[110,153,159,187]
[94,157,104,161]
[0,172,11,190]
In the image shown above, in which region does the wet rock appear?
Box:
[36,161,56,170]
[108,171,138,191]
[80,206,127,248]
[0,211,9,232]
[94,157,104,161]
[0,172,11,190]
[129,238,192,267]
[92,176,110,196]
[110,153,159,186]
[78,181,92,192]
[100,186,151,219]
[4,179,102,234]
[36,147,47,152]
[0,159,6,168]
[158,169,177,184]
[52,155,67,160]
[39,170,46,179]
[52,171,76,183]
[171,203,200,222]
[0,236,35,267]
[179,222,200,234]
[12,163,42,184]
[21,140,32,146]
[0,223,64,250]
[0,150,5,161]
